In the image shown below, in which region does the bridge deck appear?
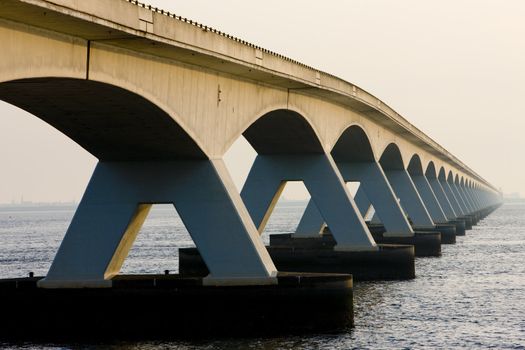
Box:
[0,0,495,189]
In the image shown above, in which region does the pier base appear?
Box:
[449,219,466,236]
[465,214,478,226]
[180,245,415,281]
[272,231,441,257]
[461,216,473,230]
[0,273,353,340]
[434,224,457,244]
[366,223,456,245]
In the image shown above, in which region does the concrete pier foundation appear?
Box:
[461,216,473,230]
[0,273,353,340]
[273,229,440,257]
[465,214,478,227]
[449,219,467,236]
[366,223,456,245]
[180,245,415,281]
[433,223,457,244]
[369,232,440,257]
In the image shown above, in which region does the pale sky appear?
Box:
[1,0,524,203]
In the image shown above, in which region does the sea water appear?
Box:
[0,201,523,349]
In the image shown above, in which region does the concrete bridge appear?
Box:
[0,0,501,289]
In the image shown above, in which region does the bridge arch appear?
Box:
[438,167,448,182]
[241,108,324,154]
[331,124,375,162]
[425,161,438,179]
[0,77,206,160]
[379,143,405,170]
[407,154,425,176]
[447,170,455,184]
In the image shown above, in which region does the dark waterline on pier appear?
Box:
[0,202,523,349]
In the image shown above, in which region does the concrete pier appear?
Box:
[450,219,467,236]
[433,223,457,244]
[273,229,441,257]
[0,273,353,340]
[366,223,456,245]
[180,245,415,281]
[462,216,474,230]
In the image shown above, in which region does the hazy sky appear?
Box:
[1,0,524,203]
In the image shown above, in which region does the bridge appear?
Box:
[0,0,501,336]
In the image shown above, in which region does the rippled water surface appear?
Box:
[0,202,524,349]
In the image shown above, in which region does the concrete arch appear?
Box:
[407,154,425,176]
[0,78,206,160]
[242,109,324,154]
[447,170,455,184]
[331,124,375,162]
[379,143,405,170]
[222,102,287,153]
[425,161,438,179]
[438,167,447,181]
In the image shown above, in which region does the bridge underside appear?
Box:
[0,78,206,160]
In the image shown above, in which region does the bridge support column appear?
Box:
[295,199,325,237]
[410,174,447,224]
[272,160,436,258]
[339,162,414,237]
[235,154,415,280]
[383,169,435,229]
[449,181,474,229]
[348,163,441,255]
[426,176,465,234]
[427,177,457,221]
[467,186,485,219]
[473,188,489,217]
[469,187,487,218]
[451,182,477,229]
[241,154,376,251]
[39,160,278,288]
[466,186,482,212]
[409,173,456,243]
[440,179,464,216]
[296,162,413,238]
[457,184,479,225]
[458,184,475,214]
[451,183,469,213]
[438,178,468,234]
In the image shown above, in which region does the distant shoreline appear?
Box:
[0,198,309,212]
[0,203,77,211]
